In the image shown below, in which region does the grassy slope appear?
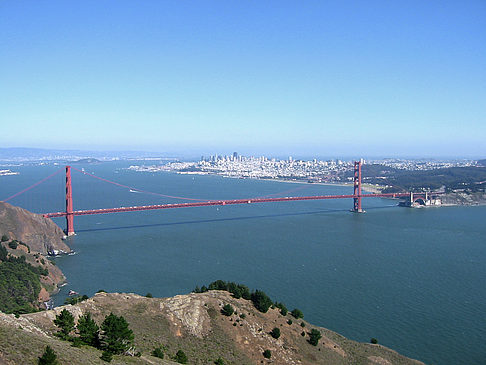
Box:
[1,291,424,365]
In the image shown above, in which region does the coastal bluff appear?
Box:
[0,201,70,255]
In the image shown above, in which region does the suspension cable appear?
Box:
[70,167,207,201]
[2,167,64,202]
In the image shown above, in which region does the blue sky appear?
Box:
[1,1,485,158]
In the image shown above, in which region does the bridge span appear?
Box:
[1,160,438,236]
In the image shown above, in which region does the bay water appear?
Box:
[1,161,485,365]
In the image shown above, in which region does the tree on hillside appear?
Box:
[0,244,7,261]
[174,349,188,364]
[308,329,322,346]
[77,312,100,347]
[151,346,164,359]
[251,290,273,313]
[38,345,58,365]
[100,313,134,354]
[221,303,234,316]
[54,309,75,339]
[270,327,281,339]
[291,308,304,319]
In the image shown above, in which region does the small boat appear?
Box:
[68,290,79,296]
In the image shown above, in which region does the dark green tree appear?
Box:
[221,303,234,316]
[38,345,58,365]
[77,312,99,347]
[370,338,378,344]
[308,329,322,346]
[174,349,188,364]
[100,313,134,354]
[152,347,164,358]
[0,244,7,261]
[214,357,225,365]
[100,350,113,362]
[263,349,272,359]
[54,309,75,339]
[270,327,280,339]
[251,290,272,313]
[275,302,288,316]
[1,234,9,242]
[8,240,18,249]
[145,292,153,298]
[291,308,304,319]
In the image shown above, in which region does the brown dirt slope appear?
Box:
[1,291,425,365]
[0,201,70,255]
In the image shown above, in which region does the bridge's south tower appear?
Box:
[65,166,75,236]
[353,161,363,213]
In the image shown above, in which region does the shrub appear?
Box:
[64,295,89,305]
[371,338,378,344]
[263,349,272,359]
[54,309,75,339]
[38,345,58,365]
[100,351,112,362]
[274,302,288,316]
[291,308,304,319]
[1,234,9,242]
[8,240,18,249]
[251,290,273,313]
[270,327,280,339]
[214,357,225,365]
[287,319,292,325]
[145,292,153,298]
[301,331,305,336]
[221,304,234,316]
[174,349,188,364]
[308,329,322,346]
[152,347,164,358]
[239,313,246,319]
[301,321,306,327]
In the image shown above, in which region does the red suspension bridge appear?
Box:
[2,161,434,236]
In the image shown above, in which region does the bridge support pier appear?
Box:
[65,166,75,236]
[353,161,364,213]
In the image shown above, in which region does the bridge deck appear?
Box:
[43,193,413,218]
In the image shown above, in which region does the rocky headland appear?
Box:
[0,201,71,309]
[0,201,71,255]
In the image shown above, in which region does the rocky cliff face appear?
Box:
[0,201,70,255]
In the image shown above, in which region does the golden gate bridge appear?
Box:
[2,161,433,236]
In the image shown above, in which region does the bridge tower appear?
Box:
[65,166,75,236]
[353,161,363,213]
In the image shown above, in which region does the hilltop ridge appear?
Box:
[0,291,424,365]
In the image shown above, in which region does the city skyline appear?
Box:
[1,1,485,157]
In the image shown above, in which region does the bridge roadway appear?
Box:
[43,192,411,218]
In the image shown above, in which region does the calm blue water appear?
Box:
[1,161,485,365]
